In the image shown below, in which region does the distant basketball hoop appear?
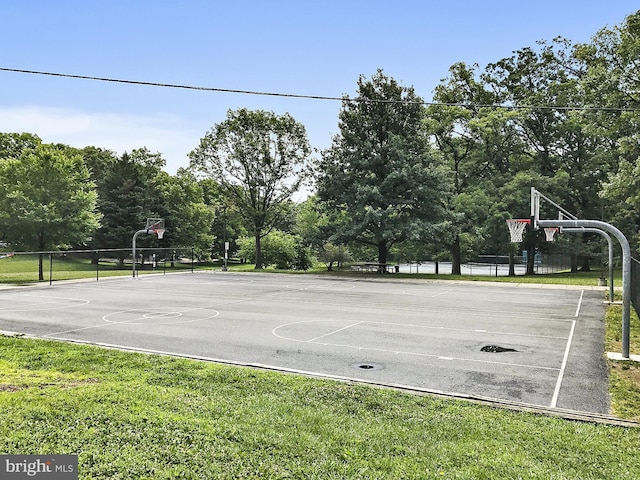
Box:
[146,218,165,239]
[132,218,166,277]
[544,227,559,242]
[506,219,530,243]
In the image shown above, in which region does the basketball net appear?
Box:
[506,219,530,243]
[544,227,559,242]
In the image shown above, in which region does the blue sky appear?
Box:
[0,1,636,174]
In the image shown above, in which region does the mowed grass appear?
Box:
[606,302,640,422]
[0,336,639,480]
[0,254,198,283]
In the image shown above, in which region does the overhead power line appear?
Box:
[1,66,639,113]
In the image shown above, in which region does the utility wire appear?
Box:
[1,66,639,112]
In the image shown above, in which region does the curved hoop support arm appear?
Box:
[539,219,631,359]
[562,227,615,303]
[132,227,165,277]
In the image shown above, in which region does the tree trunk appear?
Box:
[377,241,388,273]
[450,236,462,275]
[508,251,516,276]
[526,245,535,275]
[38,253,44,282]
[38,232,45,281]
[118,252,126,269]
[571,253,579,273]
[254,233,263,269]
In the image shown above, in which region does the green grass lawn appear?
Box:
[1,336,639,479]
[606,302,640,422]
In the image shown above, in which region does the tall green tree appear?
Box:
[317,70,451,266]
[485,38,614,272]
[91,149,165,265]
[0,143,101,280]
[426,62,525,273]
[578,10,640,249]
[189,109,312,269]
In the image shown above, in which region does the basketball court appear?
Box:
[0,271,610,414]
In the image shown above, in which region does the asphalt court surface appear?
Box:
[0,271,610,413]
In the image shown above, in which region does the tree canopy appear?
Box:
[189,108,312,268]
[0,143,101,279]
[316,70,451,265]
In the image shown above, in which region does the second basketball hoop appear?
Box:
[544,227,559,242]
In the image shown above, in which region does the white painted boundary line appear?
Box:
[575,289,585,317]
[549,290,583,408]
[550,319,576,408]
[307,321,363,343]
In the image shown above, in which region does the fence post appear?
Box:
[49,252,53,286]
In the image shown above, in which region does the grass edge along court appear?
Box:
[0,333,639,479]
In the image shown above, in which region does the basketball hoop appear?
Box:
[506,219,530,243]
[146,218,165,239]
[544,227,559,242]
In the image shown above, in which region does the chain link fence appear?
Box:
[0,247,199,284]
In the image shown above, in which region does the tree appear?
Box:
[578,11,640,250]
[237,229,299,269]
[426,62,525,273]
[189,109,312,269]
[91,149,167,266]
[316,70,451,266]
[157,169,215,256]
[0,143,101,280]
[317,242,351,271]
[199,177,245,261]
[484,38,615,273]
[0,132,42,159]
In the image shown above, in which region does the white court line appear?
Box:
[0,294,89,312]
[43,308,219,337]
[362,320,567,340]
[429,289,453,298]
[550,320,576,408]
[575,290,585,317]
[307,321,364,343]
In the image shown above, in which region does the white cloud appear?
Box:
[0,105,200,173]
